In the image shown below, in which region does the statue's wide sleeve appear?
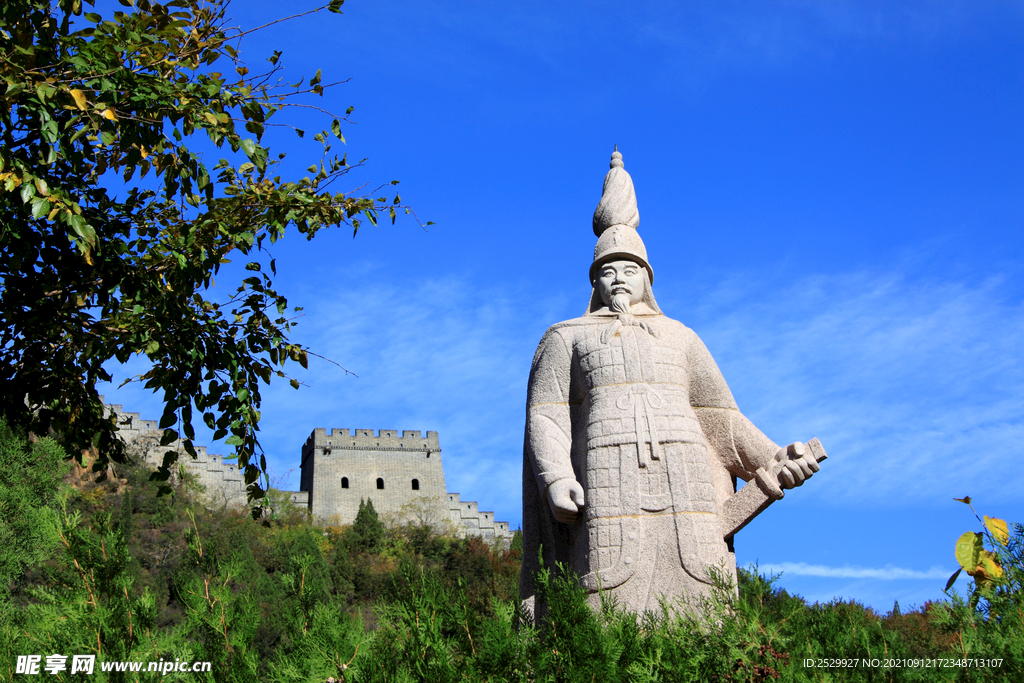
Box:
[525,328,577,497]
[686,328,779,480]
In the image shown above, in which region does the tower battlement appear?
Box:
[303,428,440,455]
[101,401,513,542]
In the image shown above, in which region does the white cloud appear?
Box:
[753,562,951,580]
[101,258,1024,526]
[662,267,1024,507]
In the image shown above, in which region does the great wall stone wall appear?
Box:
[301,427,511,540]
[103,403,512,541]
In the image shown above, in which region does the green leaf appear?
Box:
[225,435,244,446]
[328,0,345,12]
[68,215,97,248]
[954,531,982,572]
[20,181,35,204]
[945,567,962,591]
[31,198,51,219]
[240,138,257,159]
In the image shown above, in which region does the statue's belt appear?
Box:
[616,383,662,468]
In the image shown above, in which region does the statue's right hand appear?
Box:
[547,478,585,524]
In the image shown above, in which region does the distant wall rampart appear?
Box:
[102,401,513,541]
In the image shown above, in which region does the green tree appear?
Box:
[0,417,70,600]
[0,0,414,503]
[352,498,384,552]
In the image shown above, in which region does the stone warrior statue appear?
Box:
[520,149,826,618]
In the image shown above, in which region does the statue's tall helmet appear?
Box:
[589,148,653,285]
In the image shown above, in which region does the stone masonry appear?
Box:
[103,402,511,541]
[301,427,512,540]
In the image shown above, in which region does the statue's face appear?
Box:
[596,259,645,307]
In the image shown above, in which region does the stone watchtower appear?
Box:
[299,427,513,539]
[300,428,447,524]
[102,398,513,540]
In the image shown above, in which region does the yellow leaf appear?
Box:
[954,496,972,505]
[977,550,1004,581]
[102,108,118,121]
[70,88,88,110]
[984,516,1010,546]
[139,146,148,159]
[955,531,982,572]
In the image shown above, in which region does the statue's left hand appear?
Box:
[776,442,820,489]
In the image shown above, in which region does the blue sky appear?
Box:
[100,0,1024,612]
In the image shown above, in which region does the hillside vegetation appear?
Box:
[2,418,1021,682]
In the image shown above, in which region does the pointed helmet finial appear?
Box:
[610,144,623,169]
[592,147,639,236]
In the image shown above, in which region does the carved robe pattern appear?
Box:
[521,313,781,615]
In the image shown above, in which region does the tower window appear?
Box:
[341,477,349,489]
[376,477,384,490]
[411,479,420,491]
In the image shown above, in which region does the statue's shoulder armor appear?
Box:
[543,316,605,334]
[649,316,695,338]
[638,317,696,344]
[530,318,598,366]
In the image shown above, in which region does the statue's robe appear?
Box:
[521,312,781,617]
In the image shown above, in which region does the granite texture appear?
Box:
[520,150,824,619]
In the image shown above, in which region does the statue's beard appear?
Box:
[610,292,632,314]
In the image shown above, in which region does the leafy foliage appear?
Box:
[4,444,1023,681]
[0,0,414,503]
[949,497,1012,602]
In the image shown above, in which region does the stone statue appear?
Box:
[520,149,826,619]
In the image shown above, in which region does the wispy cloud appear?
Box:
[102,257,1024,526]
[662,266,1024,508]
[753,562,951,581]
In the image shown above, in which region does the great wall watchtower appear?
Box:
[300,427,512,540]
[301,428,445,523]
[102,402,512,541]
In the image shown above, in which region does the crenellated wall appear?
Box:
[104,404,249,506]
[102,402,513,541]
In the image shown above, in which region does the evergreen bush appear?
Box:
[2,443,1021,681]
